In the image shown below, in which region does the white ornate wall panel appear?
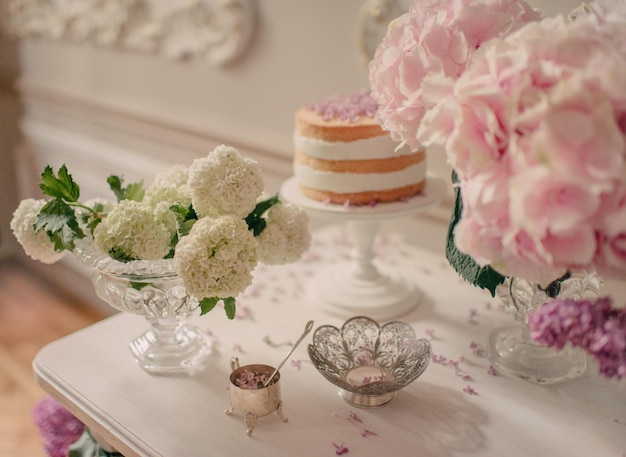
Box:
[4,0,258,65]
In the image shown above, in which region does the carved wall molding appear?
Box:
[355,0,410,66]
[2,0,256,65]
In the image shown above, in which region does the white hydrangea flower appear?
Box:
[153,200,178,237]
[188,145,264,218]
[10,198,67,264]
[257,203,311,265]
[174,215,258,299]
[93,200,171,260]
[143,164,192,209]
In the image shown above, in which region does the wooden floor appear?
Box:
[0,259,105,457]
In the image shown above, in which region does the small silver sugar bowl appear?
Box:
[225,357,288,436]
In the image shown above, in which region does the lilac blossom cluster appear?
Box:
[307,90,378,123]
[528,297,626,380]
[234,369,271,390]
[32,397,84,457]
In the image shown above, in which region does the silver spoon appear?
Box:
[264,320,314,387]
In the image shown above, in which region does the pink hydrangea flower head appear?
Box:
[369,0,540,150]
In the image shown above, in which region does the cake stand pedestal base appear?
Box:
[308,262,420,321]
[280,176,447,321]
[307,220,421,320]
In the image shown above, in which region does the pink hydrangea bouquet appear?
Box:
[11,144,311,318]
[417,7,626,285]
[408,1,626,378]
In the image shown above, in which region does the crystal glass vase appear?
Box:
[74,239,215,374]
[488,271,602,384]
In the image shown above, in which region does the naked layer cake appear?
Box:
[293,91,426,205]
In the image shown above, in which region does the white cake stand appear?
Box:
[280,176,447,321]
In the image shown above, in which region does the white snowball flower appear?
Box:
[174,215,258,299]
[257,203,311,265]
[93,200,171,260]
[188,145,264,218]
[10,198,67,264]
[143,164,192,209]
[153,200,179,238]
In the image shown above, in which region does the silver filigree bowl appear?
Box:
[307,316,431,408]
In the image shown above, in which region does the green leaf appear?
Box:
[199,297,221,315]
[85,215,103,234]
[538,271,571,298]
[445,171,506,297]
[108,246,137,262]
[107,175,125,201]
[69,428,124,457]
[179,219,197,237]
[68,429,99,457]
[124,181,145,202]
[39,164,81,202]
[129,281,147,290]
[198,296,237,318]
[107,175,144,202]
[223,297,236,319]
[171,204,198,239]
[245,194,280,236]
[170,204,191,222]
[35,199,84,251]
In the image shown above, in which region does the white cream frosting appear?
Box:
[293,133,414,161]
[293,161,426,193]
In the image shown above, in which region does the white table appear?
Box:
[33,224,626,457]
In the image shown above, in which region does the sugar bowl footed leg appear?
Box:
[275,400,288,422]
[243,412,258,437]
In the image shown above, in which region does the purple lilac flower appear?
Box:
[32,396,84,457]
[528,296,626,380]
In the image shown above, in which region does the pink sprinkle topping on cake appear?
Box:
[307,90,378,122]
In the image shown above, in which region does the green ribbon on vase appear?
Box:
[446,171,506,296]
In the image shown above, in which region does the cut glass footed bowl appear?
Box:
[308,316,431,408]
[73,238,214,374]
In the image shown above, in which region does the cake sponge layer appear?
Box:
[298,181,426,205]
[295,108,386,142]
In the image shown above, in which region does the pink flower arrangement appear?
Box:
[368,0,540,151]
[417,10,626,286]
[370,0,626,380]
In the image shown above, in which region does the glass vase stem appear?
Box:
[488,272,601,385]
